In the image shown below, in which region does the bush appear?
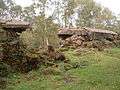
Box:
[0,78,7,89]
[0,62,10,89]
[0,62,10,77]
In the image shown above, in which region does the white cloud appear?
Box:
[95,0,120,15]
[15,0,33,7]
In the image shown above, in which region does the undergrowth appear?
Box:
[6,48,120,90]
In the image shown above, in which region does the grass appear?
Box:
[6,48,120,90]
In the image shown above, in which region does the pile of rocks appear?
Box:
[62,35,84,47]
[60,34,118,50]
[58,27,120,50]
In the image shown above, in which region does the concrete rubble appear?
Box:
[58,27,120,50]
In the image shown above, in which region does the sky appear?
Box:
[95,0,120,15]
[14,0,120,15]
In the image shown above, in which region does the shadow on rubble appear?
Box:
[2,45,66,73]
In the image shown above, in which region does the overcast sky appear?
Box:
[15,0,120,15]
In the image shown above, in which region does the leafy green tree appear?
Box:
[75,0,117,32]
[33,16,59,48]
[0,0,7,18]
[52,1,62,26]
[21,15,59,49]
[0,0,23,19]
[62,0,77,27]
[0,0,6,9]
[76,0,101,27]
[33,0,54,46]
[23,4,36,22]
[10,5,22,19]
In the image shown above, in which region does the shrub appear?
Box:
[0,62,10,77]
[0,62,10,89]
